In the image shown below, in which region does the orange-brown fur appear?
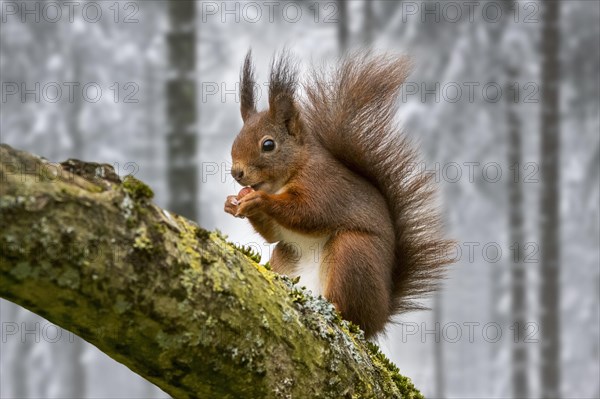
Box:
[224,51,453,338]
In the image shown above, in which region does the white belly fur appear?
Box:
[277,226,329,297]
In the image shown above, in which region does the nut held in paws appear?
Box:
[237,186,254,199]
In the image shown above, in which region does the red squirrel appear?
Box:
[224,51,453,338]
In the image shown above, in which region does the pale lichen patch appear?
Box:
[133,226,153,252]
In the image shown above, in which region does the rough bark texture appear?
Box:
[0,144,422,399]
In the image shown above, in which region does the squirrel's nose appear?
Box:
[232,167,244,182]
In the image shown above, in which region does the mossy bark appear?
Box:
[0,144,423,399]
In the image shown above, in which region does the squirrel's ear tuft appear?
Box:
[240,50,257,123]
[268,51,299,132]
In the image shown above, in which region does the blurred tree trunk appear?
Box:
[167,0,198,221]
[337,0,348,53]
[506,60,527,398]
[362,0,374,46]
[0,144,422,399]
[499,1,529,395]
[486,3,513,395]
[58,336,86,397]
[68,43,84,159]
[140,2,167,206]
[539,1,562,397]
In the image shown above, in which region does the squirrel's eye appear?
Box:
[261,139,275,152]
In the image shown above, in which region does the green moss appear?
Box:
[347,321,362,335]
[195,227,211,241]
[122,176,154,201]
[57,268,81,289]
[113,295,132,314]
[176,222,202,270]
[0,196,21,209]
[153,296,180,318]
[230,243,262,264]
[133,226,153,252]
[10,261,33,280]
[365,341,423,399]
[251,262,277,285]
[289,287,308,305]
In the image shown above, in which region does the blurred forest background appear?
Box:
[1,1,598,398]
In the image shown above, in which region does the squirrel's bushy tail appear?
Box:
[303,53,453,314]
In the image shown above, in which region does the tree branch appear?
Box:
[0,144,422,399]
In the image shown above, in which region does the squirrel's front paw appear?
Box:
[236,191,266,218]
[224,195,240,217]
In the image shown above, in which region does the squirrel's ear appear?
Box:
[268,51,299,133]
[269,93,298,132]
[240,50,257,123]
